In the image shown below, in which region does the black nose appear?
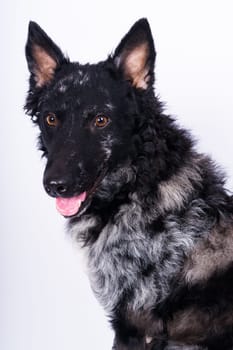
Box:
[44,179,69,197]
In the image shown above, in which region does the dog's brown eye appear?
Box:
[46,113,58,127]
[95,115,109,128]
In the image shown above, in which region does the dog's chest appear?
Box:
[86,218,157,313]
[71,202,196,314]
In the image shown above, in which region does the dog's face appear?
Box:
[25,19,156,217]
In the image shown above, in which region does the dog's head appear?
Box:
[25,19,156,217]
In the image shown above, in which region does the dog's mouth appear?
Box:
[55,167,107,218]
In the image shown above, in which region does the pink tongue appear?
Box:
[56,192,87,217]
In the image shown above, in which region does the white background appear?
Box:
[1,1,233,349]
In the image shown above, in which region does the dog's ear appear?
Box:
[25,22,67,88]
[113,18,156,90]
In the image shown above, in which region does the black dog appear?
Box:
[25,19,233,349]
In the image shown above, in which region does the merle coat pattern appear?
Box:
[25,19,233,349]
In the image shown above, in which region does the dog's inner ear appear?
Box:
[26,22,66,88]
[31,45,58,87]
[114,19,156,90]
[116,43,150,89]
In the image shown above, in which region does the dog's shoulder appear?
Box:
[183,219,233,285]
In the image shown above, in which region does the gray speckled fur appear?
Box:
[70,159,211,314]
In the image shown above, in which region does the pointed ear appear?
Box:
[113,18,156,90]
[25,22,67,88]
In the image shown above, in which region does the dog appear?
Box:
[25,18,233,349]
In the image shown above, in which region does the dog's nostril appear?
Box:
[56,184,67,194]
[45,186,51,193]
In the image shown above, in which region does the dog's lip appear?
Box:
[56,166,108,218]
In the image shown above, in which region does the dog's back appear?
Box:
[25,19,233,349]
